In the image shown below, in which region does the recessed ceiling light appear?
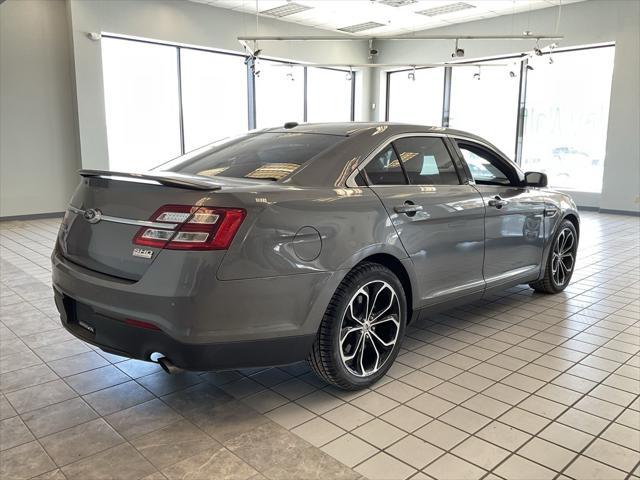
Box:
[378,0,417,7]
[260,2,313,18]
[338,21,386,33]
[415,2,475,17]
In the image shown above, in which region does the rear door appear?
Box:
[362,134,486,307]
[452,138,546,287]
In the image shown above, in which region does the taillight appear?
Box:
[132,205,246,251]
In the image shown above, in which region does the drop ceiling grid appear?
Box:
[190,0,584,36]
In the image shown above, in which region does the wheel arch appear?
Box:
[563,213,580,238]
[356,253,416,325]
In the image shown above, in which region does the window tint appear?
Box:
[457,142,514,186]
[363,145,406,185]
[169,132,345,181]
[393,137,461,185]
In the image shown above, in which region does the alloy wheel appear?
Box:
[551,227,575,287]
[339,280,401,377]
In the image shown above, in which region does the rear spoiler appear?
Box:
[78,170,222,191]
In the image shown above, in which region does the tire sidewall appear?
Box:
[548,219,578,292]
[328,266,407,389]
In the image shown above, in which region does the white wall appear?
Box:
[372,0,640,213]
[0,0,80,217]
[67,0,369,170]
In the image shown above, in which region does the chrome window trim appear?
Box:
[345,132,451,188]
[67,206,179,230]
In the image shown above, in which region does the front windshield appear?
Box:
[164,132,346,181]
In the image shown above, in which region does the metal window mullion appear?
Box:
[350,71,356,121]
[246,56,257,130]
[303,66,308,122]
[442,66,452,128]
[176,47,185,155]
[385,71,391,121]
[514,57,529,165]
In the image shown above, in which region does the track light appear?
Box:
[473,66,481,80]
[346,67,353,81]
[527,64,534,71]
[509,70,516,78]
[408,67,416,81]
[451,39,465,58]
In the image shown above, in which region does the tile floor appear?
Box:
[0,212,638,480]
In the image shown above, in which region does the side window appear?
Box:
[393,137,461,185]
[457,142,515,186]
[363,145,407,186]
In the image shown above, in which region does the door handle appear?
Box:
[488,196,509,209]
[394,203,423,215]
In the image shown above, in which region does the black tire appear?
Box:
[308,262,407,390]
[530,219,578,294]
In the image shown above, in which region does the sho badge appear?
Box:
[132,248,153,259]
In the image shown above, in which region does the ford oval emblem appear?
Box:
[83,208,102,224]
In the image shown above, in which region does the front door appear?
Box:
[454,140,546,287]
[363,135,486,307]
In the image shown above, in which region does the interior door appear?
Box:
[455,140,546,287]
[363,136,486,307]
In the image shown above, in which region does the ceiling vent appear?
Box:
[415,2,475,17]
[378,0,417,7]
[261,2,313,18]
[338,21,386,33]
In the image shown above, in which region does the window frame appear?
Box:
[353,133,465,187]
[451,137,524,187]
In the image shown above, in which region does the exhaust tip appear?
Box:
[153,354,183,375]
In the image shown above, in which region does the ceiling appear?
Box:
[190,0,583,36]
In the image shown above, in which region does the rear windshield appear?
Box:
[166,132,346,181]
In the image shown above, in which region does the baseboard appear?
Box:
[0,212,64,222]
[598,208,640,217]
[577,206,600,212]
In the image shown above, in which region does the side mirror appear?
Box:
[524,171,548,188]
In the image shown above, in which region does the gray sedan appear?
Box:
[52,123,579,390]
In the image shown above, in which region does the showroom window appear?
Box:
[102,37,182,171]
[255,60,305,129]
[521,45,615,192]
[180,48,248,153]
[307,67,353,122]
[449,64,520,159]
[387,67,445,126]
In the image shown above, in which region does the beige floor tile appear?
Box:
[350,390,399,416]
[241,389,288,413]
[601,422,640,451]
[564,455,627,480]
[557,408,610,435]
[494,455,556,480]
[406,392,455,417]
[423,453,486,480]
[584,438,639,473]
[355,451,416,480]
[291,416,345,447]
[439,406,491,434]
[375,380,422,403]
[265,402,316,429]
[414,420,468,450]
[381,405,431,433]
[322,433,378,468]
[462,394,510,419]
[429,382,476,404]
[539,422,594,452]
[518,437,576,472]
[385,435,443,469]
[352,419,406,449]
[399,370,443,391]
[296,389,344,414]
[322,403,373,431]
[477,421,531,450]
[452,436,510,470]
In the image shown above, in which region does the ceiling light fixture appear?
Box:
[378,0,417,6]
[338,21,386,33]
[346,67,354,81]
[408,66,416,81]
[260,2,313,18]
[416,2,475,17]
[473,67,481,80]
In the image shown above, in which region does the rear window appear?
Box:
[167,132,345,181]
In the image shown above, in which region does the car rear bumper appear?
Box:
[51,247,339,370]
[54,288,315,370]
